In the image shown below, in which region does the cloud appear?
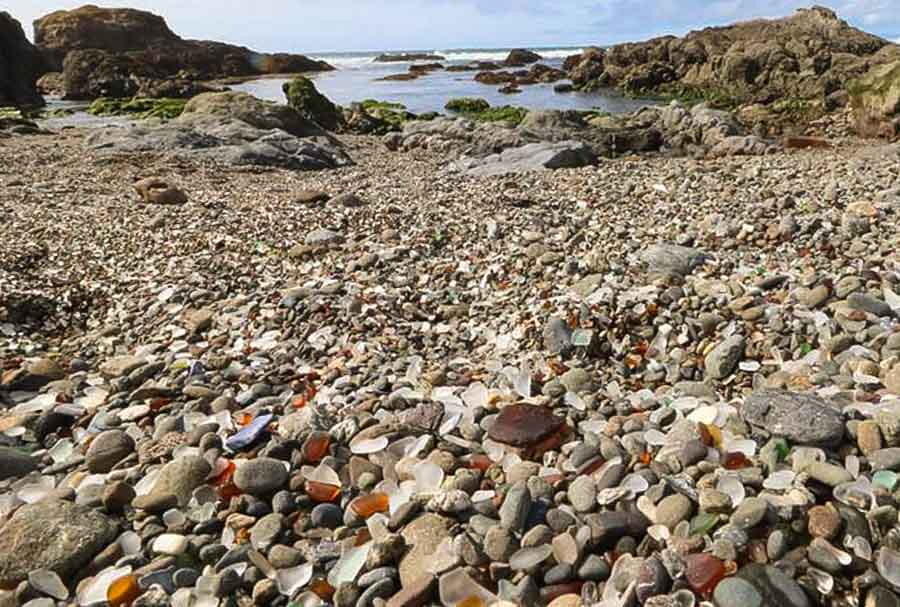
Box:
[4,0,899,51]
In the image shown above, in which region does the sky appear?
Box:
[7,0,900,53]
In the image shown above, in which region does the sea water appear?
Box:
[233,46,656,115]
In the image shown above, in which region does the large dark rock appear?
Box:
[567,6,894,121]
[0,500,118,587]
[0,12,44,107]
[34,5,332,99]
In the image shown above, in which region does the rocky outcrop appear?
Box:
[0,12,44,107]
[34,5,333,99]
[86,91,352,171]
[452,141,596,176]
[283,76,344,131]
[850,59,900,138]
[566,7,896,126]
[474,63,567,87]
[388,102,777,162]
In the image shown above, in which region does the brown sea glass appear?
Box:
[305,480,341,503]
[723,452,751,470]
[684,553,726,595]
[457,597,485,607]
[302,431,331,463]
[351,492,389,518]
[107,574,142,607]
[310,579,335,601]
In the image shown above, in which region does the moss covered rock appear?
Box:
[445,98,527,125]
[850,60,900,138]
[283,76,343,131]
[445,97,490,114]
[87,96,187,120]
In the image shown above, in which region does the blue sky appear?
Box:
[7,0,900,53]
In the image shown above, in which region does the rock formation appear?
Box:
[33,5,333,100]
[566,7,896,120]
[0,12,44,107]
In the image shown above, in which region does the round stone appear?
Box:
[311,503,343,529]
[714,577,762,607]
[86,430,135,473]
[233,458,289,496]
[655,494,694,529]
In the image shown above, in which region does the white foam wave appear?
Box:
[311,48,584,69]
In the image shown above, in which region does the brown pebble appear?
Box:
[808,503,842,540]
[859,420,884,455]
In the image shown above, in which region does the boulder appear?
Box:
[565,6,892,121]
[0,500,117,587]
[0,13,44,107]
[851,60,900,138]
[283,76,343,131]
[180,91,322,138]
[86,105,352,171]
[504,49,542,66]
[35,5,332,99]
[454,140,596,177]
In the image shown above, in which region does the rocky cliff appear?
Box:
[566,6,896,117]
[0,13,44,107]
[33,5,333,100]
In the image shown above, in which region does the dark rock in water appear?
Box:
[225,413,274,451]
[0,13,45,107]
[488,404,565,447]
[504,49,542,66]
[741,389,845,446]
[0,500,117,587]
[283,76,344,132]
[374,53,445,62]
[736,564,811,607]
[34,5,332,99]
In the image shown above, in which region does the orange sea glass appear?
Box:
[107,575,142,607]
[351,493,389,518]
[310,579,335,601]
[305,480,341,503]
[684,553,726,595]
[723,452,752,470]
[303,431,331,463]
[465,454,493,471]
[457,597,485,607]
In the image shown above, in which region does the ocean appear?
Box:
[232,47,656,115]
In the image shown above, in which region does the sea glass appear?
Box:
[302,432,331,463]
[107,574,141,607]
[683,553,726,595]
[350,493,389,518]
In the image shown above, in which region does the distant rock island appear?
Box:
[31,4,333,100]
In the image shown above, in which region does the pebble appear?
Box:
[233,458,289,496]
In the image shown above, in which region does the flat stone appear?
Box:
[385,573,436,607]
[487,404,565,447]
[399,514,453,587]
[740,390,844,446]
[567,476,597,513]
[868,448,900,471]
[705,336,746,380]
[641,243,706,276]
[0,500,117,587]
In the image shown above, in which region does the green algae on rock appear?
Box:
[87,97,187,120]
[283,76,343,131]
